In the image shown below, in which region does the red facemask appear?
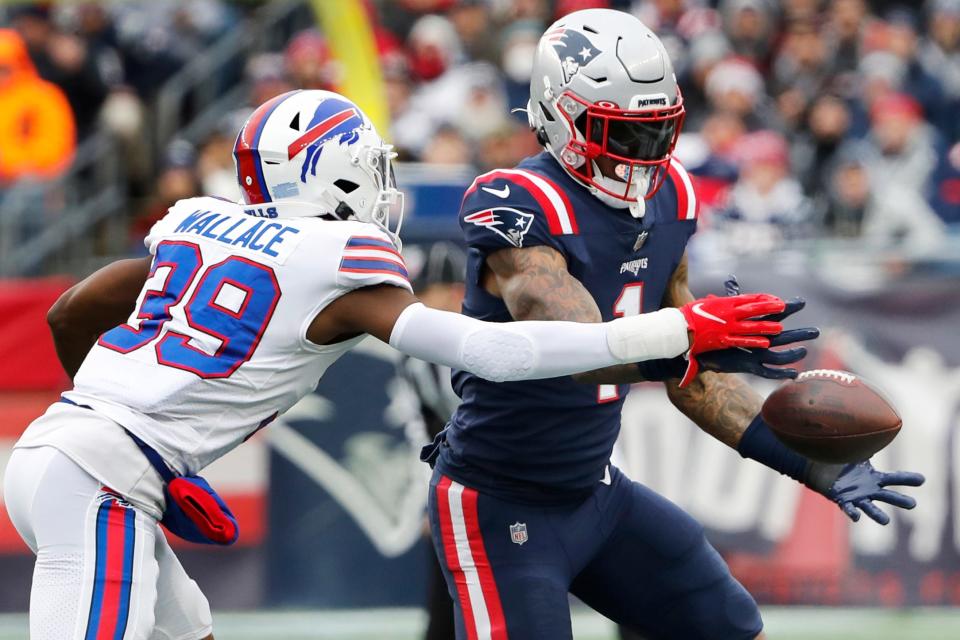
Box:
[555,90,685,200]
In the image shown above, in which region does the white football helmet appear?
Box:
[233,89,404,241]
[528,9,685,216]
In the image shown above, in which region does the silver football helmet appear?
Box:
[528,9,685,216]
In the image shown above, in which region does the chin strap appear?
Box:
[586,160,650,218]
[628,199,646,219]
[545,142,650,218]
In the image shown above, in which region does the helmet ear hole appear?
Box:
[535,128,550,147]
[538,102,555,122]
[334,179,359,194]
[334,201,355,219]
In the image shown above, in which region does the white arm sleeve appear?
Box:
[388,303,689,383]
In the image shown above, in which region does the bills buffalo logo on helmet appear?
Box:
[464,207,535,248]
[546,27,601,83]
[287,97,364,183]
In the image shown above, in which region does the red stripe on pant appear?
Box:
[96,501,129,640]
[435,475,508,640]
[460,485,508,640]
[437,476,479,639]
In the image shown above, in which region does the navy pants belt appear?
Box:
[427,466,763,640]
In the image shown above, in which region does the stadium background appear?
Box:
[0,0,959,638]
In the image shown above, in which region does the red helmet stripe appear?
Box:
[235,91,298,204]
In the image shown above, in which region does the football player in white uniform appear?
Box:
[3,90,790,640]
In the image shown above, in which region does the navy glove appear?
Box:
[697,322,819,380]
[812,460,926,525]
[636,277,819,382]
[740,416,925,526]
[698,276,819,380]
[636,300,819,381]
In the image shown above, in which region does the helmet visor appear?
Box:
[560,90,685,201]
[602,118,677,161]
[581,113,678,161]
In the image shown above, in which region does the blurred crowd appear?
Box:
[2,0,959,258]
[0,1,237,185]
[361,0,960,255]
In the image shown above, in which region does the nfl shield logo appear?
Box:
[509,522,528,545]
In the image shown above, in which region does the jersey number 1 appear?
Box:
[99,240,281,378]
[598,283,644,403]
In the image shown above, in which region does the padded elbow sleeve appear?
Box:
[388,303,689,383]
[388,303,605,382]
[460,327,537,382]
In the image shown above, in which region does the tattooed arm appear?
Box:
[484,245,658,384]
[488,245,764,447]
[662,259,925,527]
[661,255,762,448]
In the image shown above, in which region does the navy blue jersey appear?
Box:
[436,152,699,503]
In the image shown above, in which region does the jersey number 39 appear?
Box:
[99,240,281,378]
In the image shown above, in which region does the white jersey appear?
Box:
[20,197,411,478]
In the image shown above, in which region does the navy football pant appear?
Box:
[427,466,762,640]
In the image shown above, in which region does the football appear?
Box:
[761,369,902,464]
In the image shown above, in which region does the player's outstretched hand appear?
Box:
[678,293,786,387]
[815,460,925,525]
[695,301,820,380]
[696,335,812,379]
[691,276,820,382]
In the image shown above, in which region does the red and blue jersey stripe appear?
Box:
[338,235,409,281]
[345,236,397,252]
[84,497,137,640]
[339,258,409,278]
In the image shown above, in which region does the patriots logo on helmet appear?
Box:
[546,27,602,83]
[464,207,534,248]
[286,97,364,182]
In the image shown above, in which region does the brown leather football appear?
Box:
[761,369,902,464]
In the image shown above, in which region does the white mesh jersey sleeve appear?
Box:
[61,203,397,476]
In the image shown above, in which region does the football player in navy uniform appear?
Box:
[422,9,926,640]
[398,242,467,640]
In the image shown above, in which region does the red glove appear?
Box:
[678,293,785,388]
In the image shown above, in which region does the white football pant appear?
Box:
[3,446,212,640]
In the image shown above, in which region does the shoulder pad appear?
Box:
[143,198,228,254]
[664,158,699,222]
[335,223,411,293]
[462,168,579,236]
[169,196,241,216]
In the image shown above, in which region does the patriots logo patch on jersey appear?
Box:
[464,207,535,248]
[546,27,602,83]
